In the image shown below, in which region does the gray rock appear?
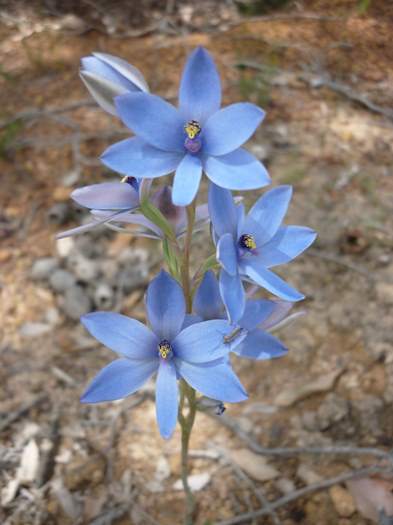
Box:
[118,246,149,266]
[49,269,76,293]
[61,286,92,320]
[31,258,59,281]
[117,268,148,293]
[93,283,114,310]
[20,322,52,338]
[67,254,98,283]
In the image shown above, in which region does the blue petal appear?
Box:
[242,262,304,302]
[204,148,270,190]
[219,270,246,324]
[92,52,149,92]
[115,93,184,152]
[242,186,293,245]
[81,358,158,403]
[217,233,238,276]
[203,103,265,156]
[182,314,203,329]
[256,226,317,267]
[208,183,238,238]
[233,330,288,360]
[172,154,202,206]
[101,137,182,178]
[173,319,232,363]
[156,361,178,439]
[193,270,224,320]
[179,47,221,123]
[81,56,137,92]
[81,312,158,359]
[146,271,186,340]
[259,300,294,330]
[176,360,248,402]
[238,299,275,331]
[71,182,139,211]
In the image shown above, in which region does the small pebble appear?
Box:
[31,258,59,281]
[61,286,92,320]
[49,269,76,293]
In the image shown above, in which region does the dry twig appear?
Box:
[215,464,393,525]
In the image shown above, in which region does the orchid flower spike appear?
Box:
[209,184,317,323]
[80,271,247,439]
[80,52,149,116]
[100,47,271,206]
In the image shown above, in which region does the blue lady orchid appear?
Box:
[192,271,289,360]
[209,184,317,323]
[80,52,149,116]
[80,270,247,439]
[57,177,145,239]
[100,47,270,206]
[58,183,209,240]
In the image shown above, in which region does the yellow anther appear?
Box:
[158,340,172,360]
[240,234,257,251]
[184,120,201,140]
[121,176,129,183]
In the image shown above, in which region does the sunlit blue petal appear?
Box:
[193,270,224,320]
[208,183,238,238]
[203,103,265,156]
[233,330,288,360]
[242,186,292,245]
[179,47,221,123]
[115,92,184,152]
[219,270,245,324]
[176,360,248,402]
[156,361,178,439]
[81,312,158,359]
[256,226,317,267]
[172,154,202,206]
[81,57,136,92]
[204,148,270,190]
[92,52,149,92]
[101,137,182,178]
[146,271,186,340]
[80,358,158,403]
[241,263,304,302]
[217,233,238,276]
[174,319,232,363]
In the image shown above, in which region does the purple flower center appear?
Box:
[239,234,256,251]
[158,339,172,360]
[184,120,202,154]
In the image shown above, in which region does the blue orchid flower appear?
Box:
[209,184,317,323]
[80,270,247,439]
[57,183,209,240]
[56,177,147,239]
[100,47,270,206]
[80,52,149,116]
[192,271,289,360]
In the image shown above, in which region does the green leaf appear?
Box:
[162,238,180,278]
[140,198,175,241]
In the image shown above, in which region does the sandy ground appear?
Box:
[0,1,392,524]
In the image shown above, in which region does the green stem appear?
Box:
[178,200,198,524]
[178,381,197,524]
